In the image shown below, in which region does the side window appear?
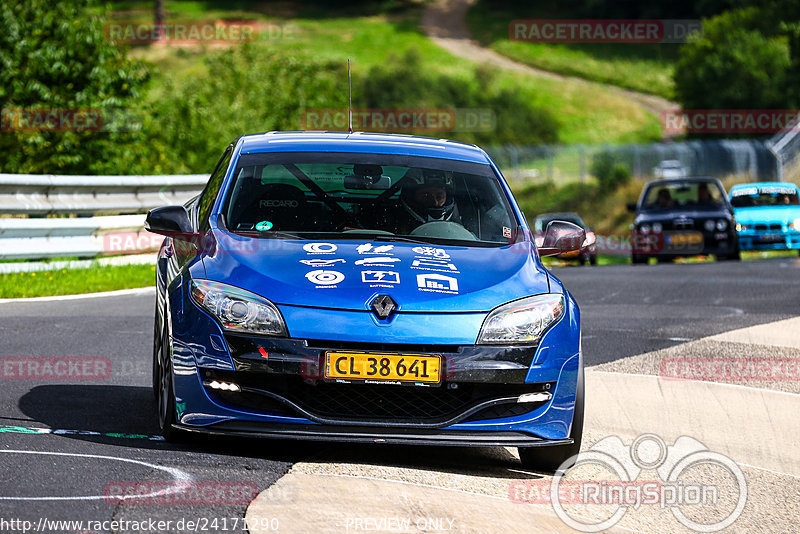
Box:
[197,147,233,232]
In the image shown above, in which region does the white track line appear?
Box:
[0,286,154,303]
[0,449,190,501]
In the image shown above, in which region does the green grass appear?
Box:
[466,0,678,100]
[0,263,155,298]
[112,3,661,145]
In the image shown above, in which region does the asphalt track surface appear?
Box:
[0,257,797,533]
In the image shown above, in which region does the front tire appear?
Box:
[152,303,161,401]
[155,306,183,442]
[631,254,648,264]
[518,364,584,474]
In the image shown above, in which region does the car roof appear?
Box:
[236,131,491,164]
[729,181,799,192]
[534,211,582,220]
[645,177,721,187]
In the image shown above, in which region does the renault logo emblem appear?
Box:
[370,294,397,319]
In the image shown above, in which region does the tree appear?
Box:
[0,0,150,174]
[674,8,790,112]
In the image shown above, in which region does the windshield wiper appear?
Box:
[370,235,431,244]
[233,230,306,240]
[339,232,430,244]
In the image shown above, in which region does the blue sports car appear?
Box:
[146,131,585,472]
[729,182,800,254]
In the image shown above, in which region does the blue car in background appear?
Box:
[145,131,586,472]
[730,182,800,254]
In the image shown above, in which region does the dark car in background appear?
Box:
[534,212,597,265]
[628,178,739,263]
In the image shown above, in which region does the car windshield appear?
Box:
[641,180,726,211]
[222,152,517,246]
[730,186,800,207]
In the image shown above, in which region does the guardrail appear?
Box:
[0,173,207,215]
[767,126,800,182]
[0,174,207,263]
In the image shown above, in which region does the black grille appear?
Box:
[202,370,551,425]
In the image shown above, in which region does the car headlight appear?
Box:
[791,218,800,231]
[639,224,651,234]
[704,220,716,231]
[735,223,745,232]
[190,280,287,336]
[651,222,663,233]
[477,294,565,345]
[716,219,728,231]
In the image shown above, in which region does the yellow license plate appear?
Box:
[668,232,703,245]
[324,351,442,384]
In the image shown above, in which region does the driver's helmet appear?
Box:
[400,168,456,223]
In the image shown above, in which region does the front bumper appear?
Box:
[165,277,582,444]
[173,421,574,447]
[737,229,800,251]
[632,229,738,257]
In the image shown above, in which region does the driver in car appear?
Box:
[391,169,461,234]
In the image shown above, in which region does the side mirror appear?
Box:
[145,205,194,237]
[626,202,638,213]
[538,220,586,257]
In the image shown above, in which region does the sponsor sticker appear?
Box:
[356,243,395,254]
[305,270,345,287]
[411,258,459,273]
[303,243,338,254]
[416,273,459,294]
[300,258,346,267]
[361,271,400,286]
[355,257,401,266]
[411,246,451,259]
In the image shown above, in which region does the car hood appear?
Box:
[200,230,550,313]
[733,206,800,224]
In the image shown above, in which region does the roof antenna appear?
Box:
[348,58,353,134]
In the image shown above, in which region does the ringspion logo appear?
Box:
[516,434,747,532]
